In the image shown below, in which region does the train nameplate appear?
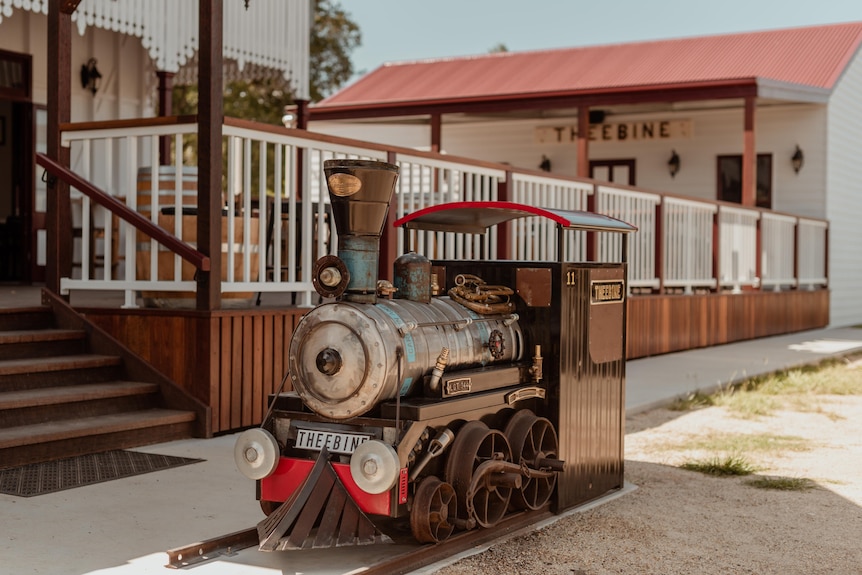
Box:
[293,428,371,455]
[590,280,625,305]
[444,377,472,396]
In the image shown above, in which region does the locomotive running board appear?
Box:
[257,448,391,551]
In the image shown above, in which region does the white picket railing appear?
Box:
[718,205,760,292]
[663,197,718,293]
[509,173,592,262]
[394,155,506,261]
[56,119,828,307]
[797,219,829,289]
[595,186,661,290]
[760,212,798,290]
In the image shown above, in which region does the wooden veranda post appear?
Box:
[196,0,224,311]
[741,96,756,207]
[46,1,76,296]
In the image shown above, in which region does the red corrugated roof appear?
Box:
[316,22,862,111]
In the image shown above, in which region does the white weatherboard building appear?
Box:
[309,22,862,329]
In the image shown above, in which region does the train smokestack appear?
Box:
[323,159,399,303]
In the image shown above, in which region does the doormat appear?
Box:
[0,450,203,497]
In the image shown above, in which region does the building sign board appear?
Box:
[535,120,693,144]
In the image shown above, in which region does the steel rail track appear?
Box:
[166,506,553,572]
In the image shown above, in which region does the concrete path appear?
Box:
[2,285,861,574]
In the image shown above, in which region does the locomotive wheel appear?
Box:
[410,476,457,543]
[505,410,559,510]
[445,421,513,529]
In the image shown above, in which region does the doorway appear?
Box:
[589,159,636,186]
[0,49,39,284]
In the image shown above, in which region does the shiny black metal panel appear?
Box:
[556,264,626,511]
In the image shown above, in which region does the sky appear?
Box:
[342,0,862,81]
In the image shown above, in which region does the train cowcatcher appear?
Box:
[233,159,636,551]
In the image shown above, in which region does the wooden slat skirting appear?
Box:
[79,289,828,433]
[80,307,306,434]
[626,289,830,359]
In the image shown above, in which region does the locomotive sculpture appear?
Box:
[234,159,636,550]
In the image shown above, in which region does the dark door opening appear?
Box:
[589,159,636,186]
[0,49,36,284]
[717,154,773,209]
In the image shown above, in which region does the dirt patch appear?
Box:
[434,395,862,574]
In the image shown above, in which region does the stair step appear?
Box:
[0,307,54,331]
[0,328,86,345]
[0,328,90,361]
[0,381,159,411]
[0,409,196,450]
[0,354,122,377]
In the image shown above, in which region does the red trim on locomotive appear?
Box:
[261,457,393,516]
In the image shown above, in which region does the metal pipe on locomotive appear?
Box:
[234,159,637,550]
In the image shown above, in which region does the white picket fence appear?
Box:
[58,118,828,306]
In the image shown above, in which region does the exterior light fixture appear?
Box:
[80,58,102,95]
[539,155,551,172]
[667,150,680,178]
[791,145,804,174]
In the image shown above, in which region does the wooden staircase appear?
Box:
[0,291,211,470]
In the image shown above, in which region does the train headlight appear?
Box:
[350,440,400,494]
[234,428,280,480]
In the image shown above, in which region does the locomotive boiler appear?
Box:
[234,159,636,550]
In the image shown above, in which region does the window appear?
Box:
[717,154,772,209]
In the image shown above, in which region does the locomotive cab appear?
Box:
[234,159,636,550]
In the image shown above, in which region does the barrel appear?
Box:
[134,166,260,308]
[135,166,198,228]
[136,207,261,308]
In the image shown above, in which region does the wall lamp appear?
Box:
[667,149,680,178]
[791,145,804,174]
[80,58,102,95]
[539,154,551,172]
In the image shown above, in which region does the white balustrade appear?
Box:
[717,205,760,292]
[596,185,661,290]
[395,155,505,261]
[509,173,592,262]
[760,212,797,290]
[797,219,828,289]
[663,197,718,293]
[55,120,829,306]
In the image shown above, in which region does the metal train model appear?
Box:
[234,159,636,550]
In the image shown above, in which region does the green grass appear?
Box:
[669,391,715,411]
[745,476,815,491]
[673,432,810,454]
[672,357,862,418]
[679,455,757,476]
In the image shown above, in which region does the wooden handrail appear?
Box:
[36,152,211,272]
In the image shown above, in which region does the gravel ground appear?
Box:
[432,390,862,575]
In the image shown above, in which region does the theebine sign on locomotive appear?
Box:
[233,159,637,550]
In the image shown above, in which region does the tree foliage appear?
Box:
[310,0,361,102]
[173,0,361,120]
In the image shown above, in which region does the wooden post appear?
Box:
[46,0,73,297]
[378,151,399,283]
[496,172,511,260]
[196,0,223,311]
[577,106,590,178]
[741,96,756,206]
[157,70,175,165]
[430,113,442,153]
